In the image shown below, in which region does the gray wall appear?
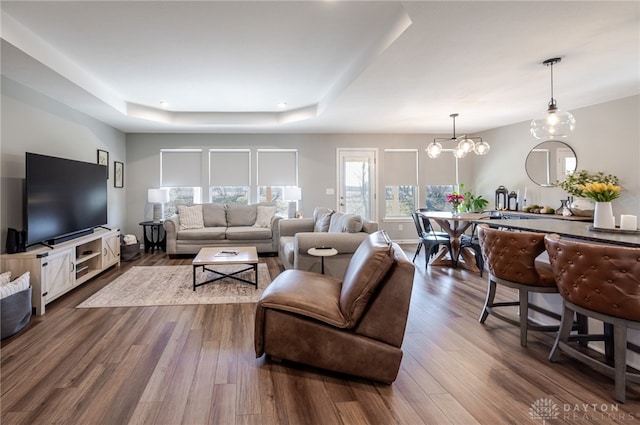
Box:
[0,77,127,249]
[474,95,640,220]
[126,133,473,242]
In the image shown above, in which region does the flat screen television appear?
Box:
[25,152,108,246]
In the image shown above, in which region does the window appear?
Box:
[424,185,455,211]
[164,187,202,217]
[423,149,458,211]
[383,149,418,218]
[161,149,203,216]
[257,149,297,216]
[209,149,250,204]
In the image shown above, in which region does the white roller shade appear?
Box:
[257,150,297,186]
[423,151,458,185]
[384,149,418,186]
[209,150,250,186]
[161,150,202,187]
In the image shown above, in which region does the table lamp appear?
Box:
[283,186,301,219]
[148,188,170,222]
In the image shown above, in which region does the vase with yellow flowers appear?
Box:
[580,180,621,229]
[555,170,619,217]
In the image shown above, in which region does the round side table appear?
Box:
[139,221,166,253]
[307,247,338,274]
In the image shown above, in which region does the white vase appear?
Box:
[593,201,615,229]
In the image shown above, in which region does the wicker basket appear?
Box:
[120,237,141,262]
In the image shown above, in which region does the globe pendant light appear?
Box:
[530,57,575,139]
[427,113,489,159]
[426,140,443,158]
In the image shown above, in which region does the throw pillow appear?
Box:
[314,210,334,232]
[0,271,12,285]
[178,205,204,230]
[329,213,363,233]
[0,272,30,300]
[254,206,276,228]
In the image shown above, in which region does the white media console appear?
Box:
[0,228,120,315]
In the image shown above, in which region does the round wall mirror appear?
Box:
[525,140,577,187]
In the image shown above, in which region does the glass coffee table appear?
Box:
[192,246,258,290]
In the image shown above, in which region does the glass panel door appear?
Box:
[337,149,377,221]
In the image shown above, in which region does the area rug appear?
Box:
[77,264,271,308]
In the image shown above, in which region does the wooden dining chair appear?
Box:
[545,234,640,403]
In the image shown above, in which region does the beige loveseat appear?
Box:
[279,207,378,278]
[164,203,281,257]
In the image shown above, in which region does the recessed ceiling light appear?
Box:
[277,102,288,109]
[159,101,169,108]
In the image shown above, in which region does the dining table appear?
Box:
[418,211,489,272]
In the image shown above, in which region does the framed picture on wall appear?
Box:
[97,149,109,178]
[114,161,124,188]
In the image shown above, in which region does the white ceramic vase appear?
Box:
[593,201,615,229]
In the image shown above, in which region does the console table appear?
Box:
[0,228,120,315]
[489,210,593,221]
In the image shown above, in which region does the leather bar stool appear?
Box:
[477,224,561,347]
[545,234,640,403]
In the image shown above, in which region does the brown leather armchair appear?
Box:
[254,230,415,383]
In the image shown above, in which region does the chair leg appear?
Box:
[412,241,423,263]
[479,278,497,324]
[549,303,574,362]
[614,324,627,403]
[519,289,529,347]
[476,251,484,277]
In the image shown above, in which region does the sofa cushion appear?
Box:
[313,207,334,232]
[339,231,394,327]
[254,205,276,228]
[329,213,363,233]
[177,227,226,241]
[178,205,204,230]
[226,226,272,240]
[226,204,257,227]
[202,204,227,227]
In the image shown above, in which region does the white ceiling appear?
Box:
[1,1,639,134]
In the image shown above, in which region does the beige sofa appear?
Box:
[164,203,281,257]
[278,207,378,278]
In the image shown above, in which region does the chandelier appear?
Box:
[426,113,490,159]
[530,57,575,139]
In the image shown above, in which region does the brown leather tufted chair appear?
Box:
[545,234,640,403]
[254,230,415,383]
[477,224,561,347]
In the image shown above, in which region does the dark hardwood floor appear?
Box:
[2,246,639,424]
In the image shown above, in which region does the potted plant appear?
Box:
[554,170,619,216]
[459,184,489,213]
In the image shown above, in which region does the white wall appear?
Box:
[474,95,640,219]
[0,77,127,251]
